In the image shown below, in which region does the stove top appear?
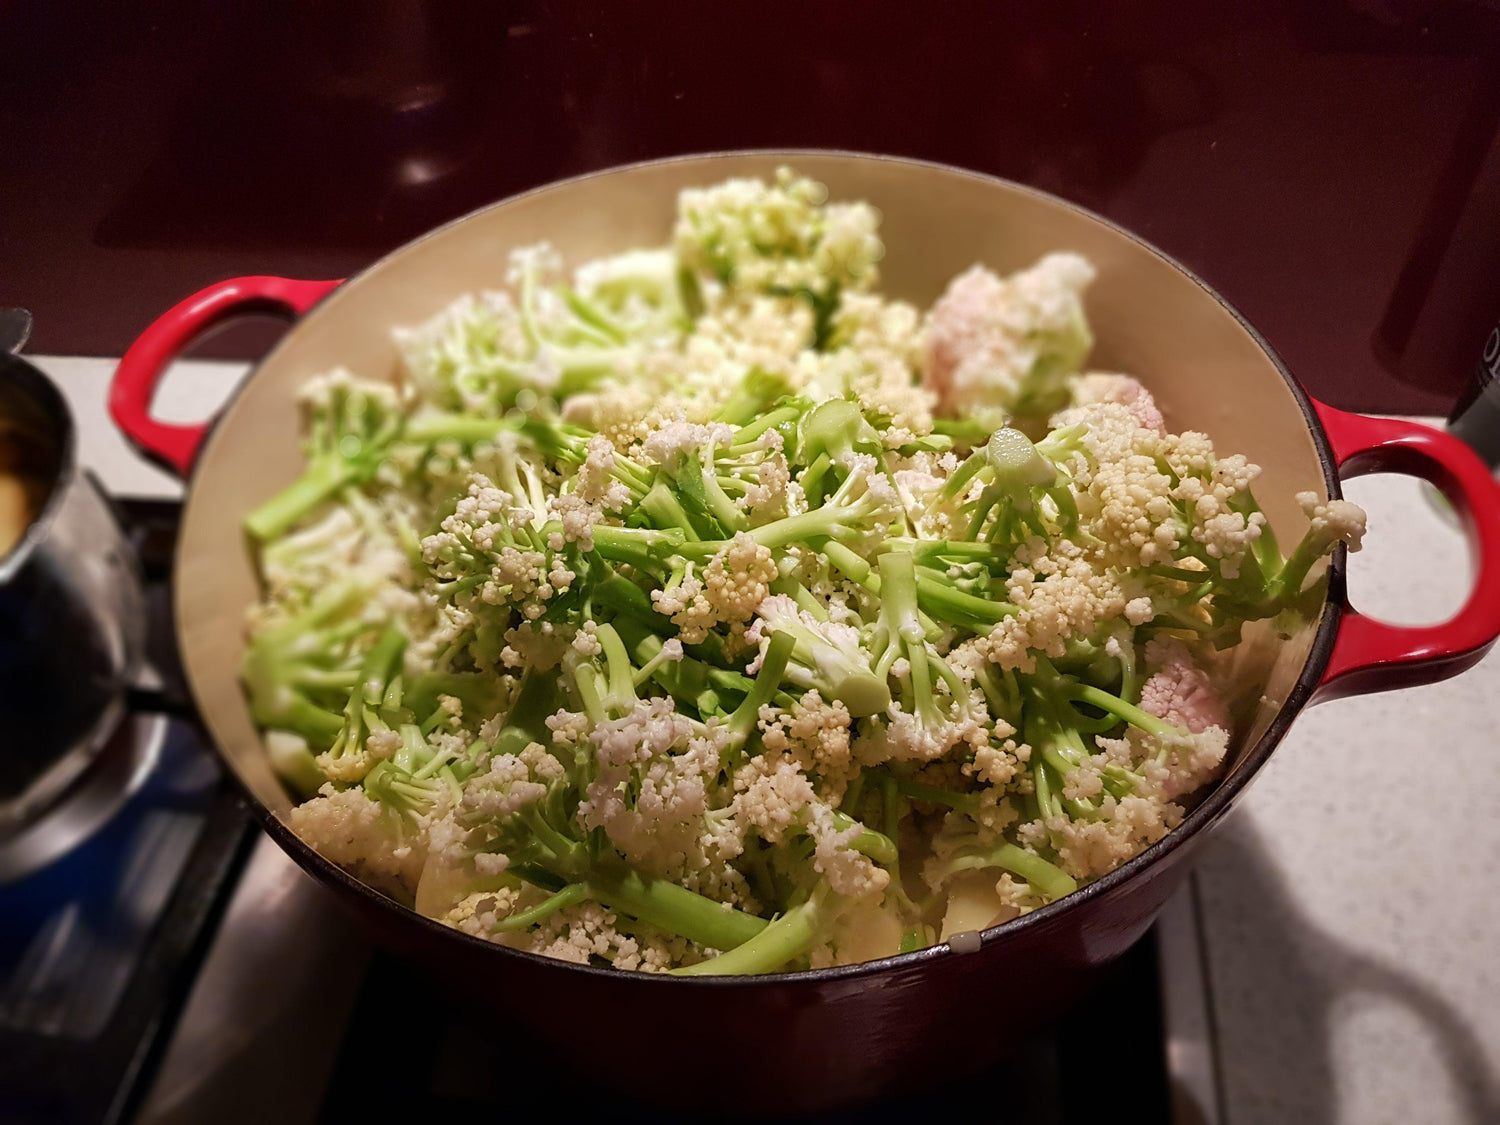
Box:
[0,499,255,1125]
[0,494,1187,1125]
[0,723,253,1125]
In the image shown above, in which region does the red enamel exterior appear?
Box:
[108,276,343,475]
[1311,401,1500,702]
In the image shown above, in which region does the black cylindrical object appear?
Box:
[1449,318,1500,467]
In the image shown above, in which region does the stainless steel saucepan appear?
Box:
[1,340,145,850]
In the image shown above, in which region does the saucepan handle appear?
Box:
[109,276,343,477]
[1311,400,1500,702]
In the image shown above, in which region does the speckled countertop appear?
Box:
[33,357,1500,1125]
[1189,465,1500,1125]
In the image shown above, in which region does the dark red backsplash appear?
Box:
[4,1,1500,414]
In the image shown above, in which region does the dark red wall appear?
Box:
[4,1,1499,413]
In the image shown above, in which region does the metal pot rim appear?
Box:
[0,353,78,584]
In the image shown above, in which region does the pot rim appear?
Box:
[176,148,1348,986]
[0,352,78,583]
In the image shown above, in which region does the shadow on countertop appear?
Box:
[1191,819,1499,1124]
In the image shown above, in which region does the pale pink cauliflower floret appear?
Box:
[922,255,1094,415]
[1072,373,1167,436]
[1138,646,1229,734]
[923,266,1006,412]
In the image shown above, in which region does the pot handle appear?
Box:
[1311,400,1500,702]
[109,276,343,477]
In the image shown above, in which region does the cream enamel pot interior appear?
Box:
[109,153,1500,1114]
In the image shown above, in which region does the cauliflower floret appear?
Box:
[445,885,525,937]
[500,621,569,671]
[461,752,549,819]
[736,434,793,520]
[1049,402,1183,568]
[577,698,734,886]
[394,292,533,411]
[1094,702,1229,802]
[733,753,817,842]
[732,753,886,900]
[571,620,603,656]
[641,420,738,466]
[1071,372,1166,435]
[1170,453,1268,576]
[893,467,951,537]
[703,532,778,622]
[995,872,1042,917]
[851,362,936,444]
[650,533,777,645]
[682,295,816,386]
[366,728,403,760]
[650,567,714,644]
[805,294,935,440]
[859,690,992,765]
[259,505,411,610]
[421,471,581,626]
[314,746,375,784]
[289,785,427,896]
[923,254,1095,418]
[543,708,592,751]
[562,380,682,447]
[488,546,547,601]
[1047,401,1272,576]
[1138,641,1230,734]
[827,291,925,366]
[979,548,1127,673]
[758,690,857,795]
[1045,795,1182,880]
[674,167,883,302]
[746,593,890,717]
[805,803,889,899]
[571,247,686,341]
[966,737,1032,788]
[516,902,699,972]
[1124,596,1154,626]
[1295,491,1368,553]
[572,434,632,513]
[546,492,605,553]
[1159,726,1230,798]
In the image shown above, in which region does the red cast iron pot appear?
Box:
[108,153,1500,1115]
